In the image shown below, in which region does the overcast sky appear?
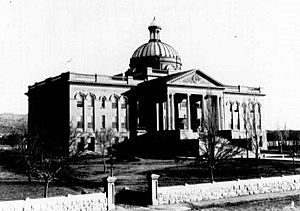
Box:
[1,0,300,130]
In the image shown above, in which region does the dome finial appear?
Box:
[150,17,157,26]
[148,17,161,41]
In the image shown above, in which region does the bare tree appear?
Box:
[275,124,289,153]
[276,126,297,174]
[18,125,86,197]
[242,101,262,177]
[95,128,117,175]
[199,94,242,182]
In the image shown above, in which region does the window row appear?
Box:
[226,101,262,131]
[75,93,128,109]
[76,115,127,130]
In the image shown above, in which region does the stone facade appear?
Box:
[26,19,266,156]
[154,175,300,205]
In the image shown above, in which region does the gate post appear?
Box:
[106,176,117,210]
[148,174,160,205]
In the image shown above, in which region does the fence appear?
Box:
[148,174,300,205]
[0,176,116,211]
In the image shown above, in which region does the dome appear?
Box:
[131,41,181,61]
[128,18,182,76]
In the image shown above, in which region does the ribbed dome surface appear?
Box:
[132,41,181,61]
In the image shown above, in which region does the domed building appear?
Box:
[126,18,182,79]
[26,19,267,157]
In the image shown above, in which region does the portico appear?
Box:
[155,92,223,133]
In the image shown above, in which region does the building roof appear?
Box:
[131,41,181,61]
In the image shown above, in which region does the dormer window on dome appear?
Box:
[127,18,182,80]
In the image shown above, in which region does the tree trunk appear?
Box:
[102,154,106,173]
[255,150,259,177]
[210,167,214,183]
[44,180,49,198]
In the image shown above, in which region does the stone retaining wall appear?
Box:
[156,175,300,205]
[0,192,107,211]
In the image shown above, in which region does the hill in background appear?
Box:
[0,113,27,134]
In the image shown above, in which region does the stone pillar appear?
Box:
[166,95,170,130]
[220,96,224,130]
[148,174,160,205]
[156,103,159,131]
[94,98,99,131]
[216,96,220,130]
[186,94,191,130]
[201,94,205,128]
[106,176,117,210]
[238,103,242,131]
[171,94,175,130]
[162,102,166,130]
[83,97,87,131]
[126,104,129,131]
[117,98,121,132]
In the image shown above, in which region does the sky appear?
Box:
[1,0,300,130]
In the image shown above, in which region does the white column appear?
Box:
[156,103,159,131]
[219,96,224,130]
[187,94,191,130]
[216,96,220,130]
[148,174,160,205]
[166,95,170,130]
[171,94,175,130]
[163,102,166,130]
[238,103,242,131]
[106,177,117,210]
[83,97,87,131]
[117,99,121,132]
[126,104,129,131]
[201,94,205,128]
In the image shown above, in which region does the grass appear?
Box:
[1,150,300,202]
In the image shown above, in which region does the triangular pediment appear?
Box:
[167,70,223,87]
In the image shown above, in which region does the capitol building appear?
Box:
[27,19,266,156]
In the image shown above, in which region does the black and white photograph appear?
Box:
[1,0,300,210]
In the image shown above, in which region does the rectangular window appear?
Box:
[112,116,118,128]
[112,102,117,109]
[78,137,85,151]
[121,123,126,129]
[87,116,94,129]
[77,116,83,128]
[101,115,105,128]
[121,103,126,109]
[77,101,83,107]
[88,137,95,151]
[77,121,83,128]
[181,101,186,108]
[88,122,94,129]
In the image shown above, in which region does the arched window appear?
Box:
[110,95,119,129]
[119,96,128,130]
[233,102,240,130]
[75,93,84,129]
[86,94,95,130]
[226,101,233,129]
[256,103,262,130]
[242,103,247,130]
[249,102,255,129]
[100,96,106,109]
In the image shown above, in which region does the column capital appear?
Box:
[107,176,117,183]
